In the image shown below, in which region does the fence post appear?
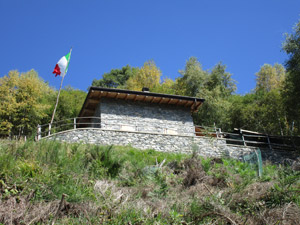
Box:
[37,125,41,141]
[48,124,51,136]
[240,130,246,146]
[267,135,272,150]
[255,149,263,177]
[74,118,76,129]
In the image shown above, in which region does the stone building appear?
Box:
[45,87,298,162]
[47,87,257,159]
[77,87,205,136]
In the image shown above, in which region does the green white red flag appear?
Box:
[53,49,72,77]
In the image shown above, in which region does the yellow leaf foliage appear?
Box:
[126,60,161,91]
[151,78,176,94]
[0,70,53,136]
[255,64,286,93]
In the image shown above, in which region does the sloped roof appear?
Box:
[78,87,205,118]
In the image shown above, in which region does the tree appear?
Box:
[195,95,232,130]
[176,57,209,97]
[151,78,176,95]
[176,58,236,98]
[0,70,18,135]
[227,91,287,135]
[206,63,236,98]
[224,63,288,135]
[51,86,87,122]
[255,64,285,93]
[0,70,54,136]
[282,20,300,134]
[92,65,138,88]
[176,58,236,129]
[126,60,161,91]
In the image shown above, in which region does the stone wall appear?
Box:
[98,98,195,136]
[46,128,256,160]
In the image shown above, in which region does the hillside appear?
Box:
[0,140,300,224]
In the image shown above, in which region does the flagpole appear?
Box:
[50,47,72,127]
[50,75,65,126]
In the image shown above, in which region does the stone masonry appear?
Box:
[94,98,195,136]
[47,128,256,160]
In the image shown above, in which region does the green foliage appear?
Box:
[86,55,294,135]
[208,62,237,97]
[92,65,138,88]
[176,58,236,129]
[0,141,185,202]
[228,64,288,135]
[264,167,300,207]
[52,86,86,122]
[282,20,300,135]
[86,145,123,178]
[152,170,169,197]
[223,158,257,180]
[195,95,232,130]
[151,78,177,94]
[1,140,299,224]
[189,197,215,218]
[0,70,54,136]
[227,88,287,135]
[200,157,212,173]
[177,58,236,98]
[177,57,209,97]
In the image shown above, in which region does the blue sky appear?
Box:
[0,0,299,94]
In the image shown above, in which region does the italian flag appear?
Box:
[53,49,72,77]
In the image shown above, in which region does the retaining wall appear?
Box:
[46,128,256,160]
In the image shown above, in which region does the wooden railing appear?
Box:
[222,131,299,151]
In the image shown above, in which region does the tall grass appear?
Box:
[0,140,186,202]
[0,140,299,224]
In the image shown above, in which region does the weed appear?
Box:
[0,140,299,224]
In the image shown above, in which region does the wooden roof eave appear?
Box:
[78,87,205,117]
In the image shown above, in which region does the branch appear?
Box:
[50,193,66,225]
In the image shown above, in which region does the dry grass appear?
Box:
[1,141,300,224]
[0,195,100,225]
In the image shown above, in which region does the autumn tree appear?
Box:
[0,70,54,136]
[255,64,285,93]
[126,60,161,91]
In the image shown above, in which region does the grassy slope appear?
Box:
[0,140,299,224]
